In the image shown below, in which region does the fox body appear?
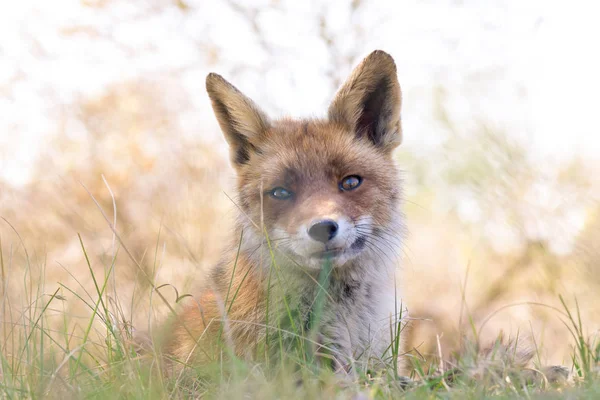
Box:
[164,50,406,373]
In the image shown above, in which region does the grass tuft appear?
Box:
[0,222,598,399]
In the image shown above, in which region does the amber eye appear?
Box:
[340,175,363,191]
[269,187,293,200]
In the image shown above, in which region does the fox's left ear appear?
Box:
[206,73,271,168]
[328,50,402,152]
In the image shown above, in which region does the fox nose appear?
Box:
[308,220,339,243]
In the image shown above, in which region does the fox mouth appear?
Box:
[310,248,343,260]
[308,235,367,260]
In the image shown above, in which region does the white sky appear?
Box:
[1,0,599,187]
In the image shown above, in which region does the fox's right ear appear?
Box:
[328,50,402,152]
[206,73,270,167]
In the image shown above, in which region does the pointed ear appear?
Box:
[206,73,271,167]
[328,50,402,151]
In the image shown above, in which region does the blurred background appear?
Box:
[1,0,599,365]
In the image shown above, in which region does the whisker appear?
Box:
[355,229,401,259]
[363,239,394,267]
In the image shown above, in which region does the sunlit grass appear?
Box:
[1,129,598,397]
[1,216,598,399]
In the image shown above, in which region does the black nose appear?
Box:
[308,220,339,243]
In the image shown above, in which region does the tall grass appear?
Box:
[0,187,598,399]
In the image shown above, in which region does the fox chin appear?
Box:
[158,50,407,376]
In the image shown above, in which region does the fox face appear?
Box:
[207,51,403,270]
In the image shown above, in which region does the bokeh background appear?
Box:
[1,0,599,365]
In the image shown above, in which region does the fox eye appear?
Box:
[269,187,293,200]
[340,175,362,191]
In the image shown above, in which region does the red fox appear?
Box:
[162,50,406,375]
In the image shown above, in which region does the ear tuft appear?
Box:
[206,73,270,167]
[328,50,402,151]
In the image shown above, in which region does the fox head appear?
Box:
[206,50,403,270]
